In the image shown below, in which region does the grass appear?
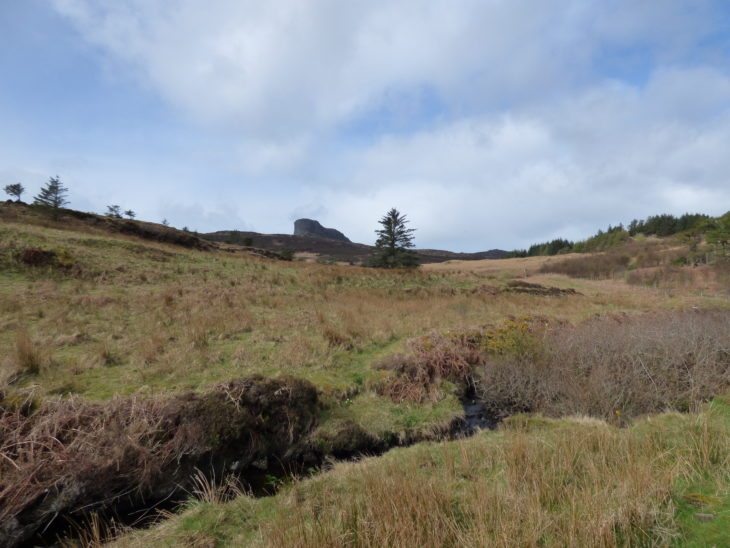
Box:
[5,209,724,424]
[116,394,730,547]
[3,203,730,546]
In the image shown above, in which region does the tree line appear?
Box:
[514,212,719,257]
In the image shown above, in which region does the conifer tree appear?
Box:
[34,176,69,218]
[371,208,418,268]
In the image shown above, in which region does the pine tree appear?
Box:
[34,176,69,218]
[4,183,25,201]
[371,208,418,268]
[124,209,136,219]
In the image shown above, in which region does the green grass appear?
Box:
[673,395,730,546]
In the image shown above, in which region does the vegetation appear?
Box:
[106,204,123,218]
[707,211,730,257]
[516,212,723,258]
[120,396,730,547]
[371,208,418,268]
[1,201,730,546]
[628,213,711,237]
[3,183,24,202]
[33,176,69,219]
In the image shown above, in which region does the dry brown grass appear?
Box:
[13,330,44,376]
[423,254,576,276]
[125,402,730,547]
[0,376,318,546]
[538,241,692,281]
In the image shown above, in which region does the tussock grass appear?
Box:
[0,376,318,546]
[13,329,44,376]
[119,399,730,547]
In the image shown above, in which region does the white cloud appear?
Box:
[41,0,730,250]
[312,66,730,249]
[53,1,725,136]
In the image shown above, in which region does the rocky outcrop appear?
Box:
[293,219,351,242]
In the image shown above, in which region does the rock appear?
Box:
[293,219,350,242]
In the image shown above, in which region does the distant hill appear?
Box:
[204,223,509,264]
[0,202,508,266]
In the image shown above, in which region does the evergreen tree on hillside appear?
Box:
[34,176,69,218]
[371,208,418,268]
[4,183,25,201]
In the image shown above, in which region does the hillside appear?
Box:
[204,228,510,264]
[1,202,729,546]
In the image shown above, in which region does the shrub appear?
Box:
[478,311,730,423]
[376,320,541,403]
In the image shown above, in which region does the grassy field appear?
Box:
[1,203,729,546]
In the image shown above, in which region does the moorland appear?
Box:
[1,201,729,547]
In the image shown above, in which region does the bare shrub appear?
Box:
[375,323,540,403]
[479,310,730,422]
[540,252,631,279]
[376,331,483,403]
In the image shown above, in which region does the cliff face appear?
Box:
[293,218,351,242]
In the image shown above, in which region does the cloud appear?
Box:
[30,1,730,250]
[313,66,730,249]
[52,1,727,136]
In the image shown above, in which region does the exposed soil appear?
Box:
[503,280,581,296]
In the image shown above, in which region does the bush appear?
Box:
[376,320,541,403]
[478,311,730,423]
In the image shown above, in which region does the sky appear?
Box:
[1,1,730,251]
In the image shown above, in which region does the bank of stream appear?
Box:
[2,376,496,547]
